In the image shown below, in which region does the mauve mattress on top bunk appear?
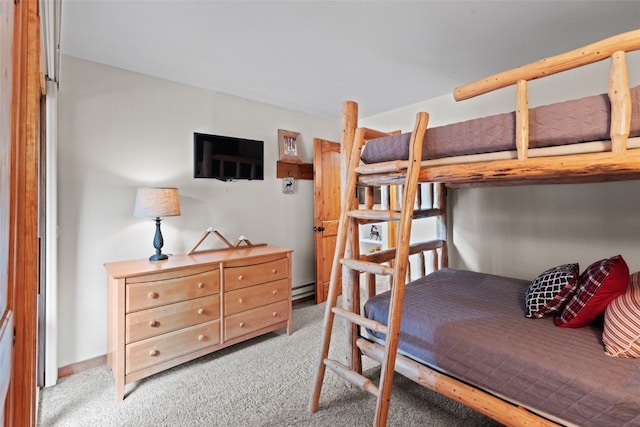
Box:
[360,85,640,164]
[363,268,640,427]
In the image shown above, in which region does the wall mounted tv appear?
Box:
[194,132,264,181]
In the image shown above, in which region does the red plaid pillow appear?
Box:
[555,255,629,328]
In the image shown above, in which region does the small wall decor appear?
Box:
[283,177,295,194]
[187,227,265,255]
[369,225,382,241]
[278,129,302,163]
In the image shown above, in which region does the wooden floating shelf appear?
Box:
[277,160,314,180]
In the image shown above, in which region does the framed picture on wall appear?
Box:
[278,129,302,163]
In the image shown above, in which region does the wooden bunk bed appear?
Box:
[308,29,640,427]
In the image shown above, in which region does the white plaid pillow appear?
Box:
[525,263,579,318]
[603,271,640,358]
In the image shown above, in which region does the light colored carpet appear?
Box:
[38,301,501,427]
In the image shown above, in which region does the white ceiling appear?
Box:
[60,1,640,120]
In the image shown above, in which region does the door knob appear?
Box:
[313,226,325,232]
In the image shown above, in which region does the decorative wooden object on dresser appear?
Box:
[104,244,293,400]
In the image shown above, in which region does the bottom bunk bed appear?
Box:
[363,267,640,427]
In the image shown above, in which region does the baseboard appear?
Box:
[292,282,314,301]
[292,295,315,305]
[58,354,106,379]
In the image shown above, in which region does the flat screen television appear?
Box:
[193,132,264,181]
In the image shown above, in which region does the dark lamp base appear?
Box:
[149,253,169,261]
[149,217,169,262]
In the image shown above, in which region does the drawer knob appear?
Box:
[198,334,205,341]
[198,282,205,289]
[239,322,245,328]
[149,320,159,327]
[272,312,278,317]
[148,292,159,300]
[237,275,243,281]
[272,290,277,295]
[272,269,277,274]
[149,349,159,357]
[238,298,243,304]
[198,308,205,315]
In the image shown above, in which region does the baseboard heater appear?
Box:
[292,282,314,301]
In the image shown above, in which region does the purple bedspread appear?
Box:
[361,86,640,164]
[364,268,640,426]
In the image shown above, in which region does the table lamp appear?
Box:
[133,187,181,261]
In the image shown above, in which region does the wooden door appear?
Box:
[313,138,341,303]
[0,0,15,423]
[2,0,42,425]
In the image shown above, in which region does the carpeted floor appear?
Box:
[37,301,501,427]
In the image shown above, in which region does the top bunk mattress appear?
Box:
[361,85,640,164]
[363,268,640,427]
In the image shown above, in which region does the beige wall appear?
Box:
[57,56,339,366]
[57,50,640,367]
[363,52,640,281]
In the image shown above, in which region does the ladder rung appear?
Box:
[347,209,401,222]
[355,160,409,175]
[361,238,445,264]
[408,239,444,253]
[361,127,395,140]
[324,358,379,397]
[413,208,442,219]
[332,307,388,335]
[349,208,440,223]
[358,170,410,186]
[341,258,394,276]
[356,338,386,364]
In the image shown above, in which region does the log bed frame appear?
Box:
[309,29,640,426]
[359,29,640,188]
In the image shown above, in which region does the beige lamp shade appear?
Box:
[133,187,181,218]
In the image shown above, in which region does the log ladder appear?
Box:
[309,102,447,426]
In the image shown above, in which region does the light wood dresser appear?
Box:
[104,244,293,400]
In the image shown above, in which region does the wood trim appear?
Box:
[292,295,314,305]
[454,29,640,100]
[609,50,631,152]
[418,149,640,186]
[515,80,528,160]
[8,0,42,425]
[58,355,107,379]
[276,161,313,180]
[0,0,15,423]
[357,138,640,182]
[373,111,429,426]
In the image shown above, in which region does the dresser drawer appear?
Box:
[224,278,288,316]
[126,269,219,313]
[126,294,220,343]
[224,300,288,341]
[224,257,288,291]
[125,320,220,374]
